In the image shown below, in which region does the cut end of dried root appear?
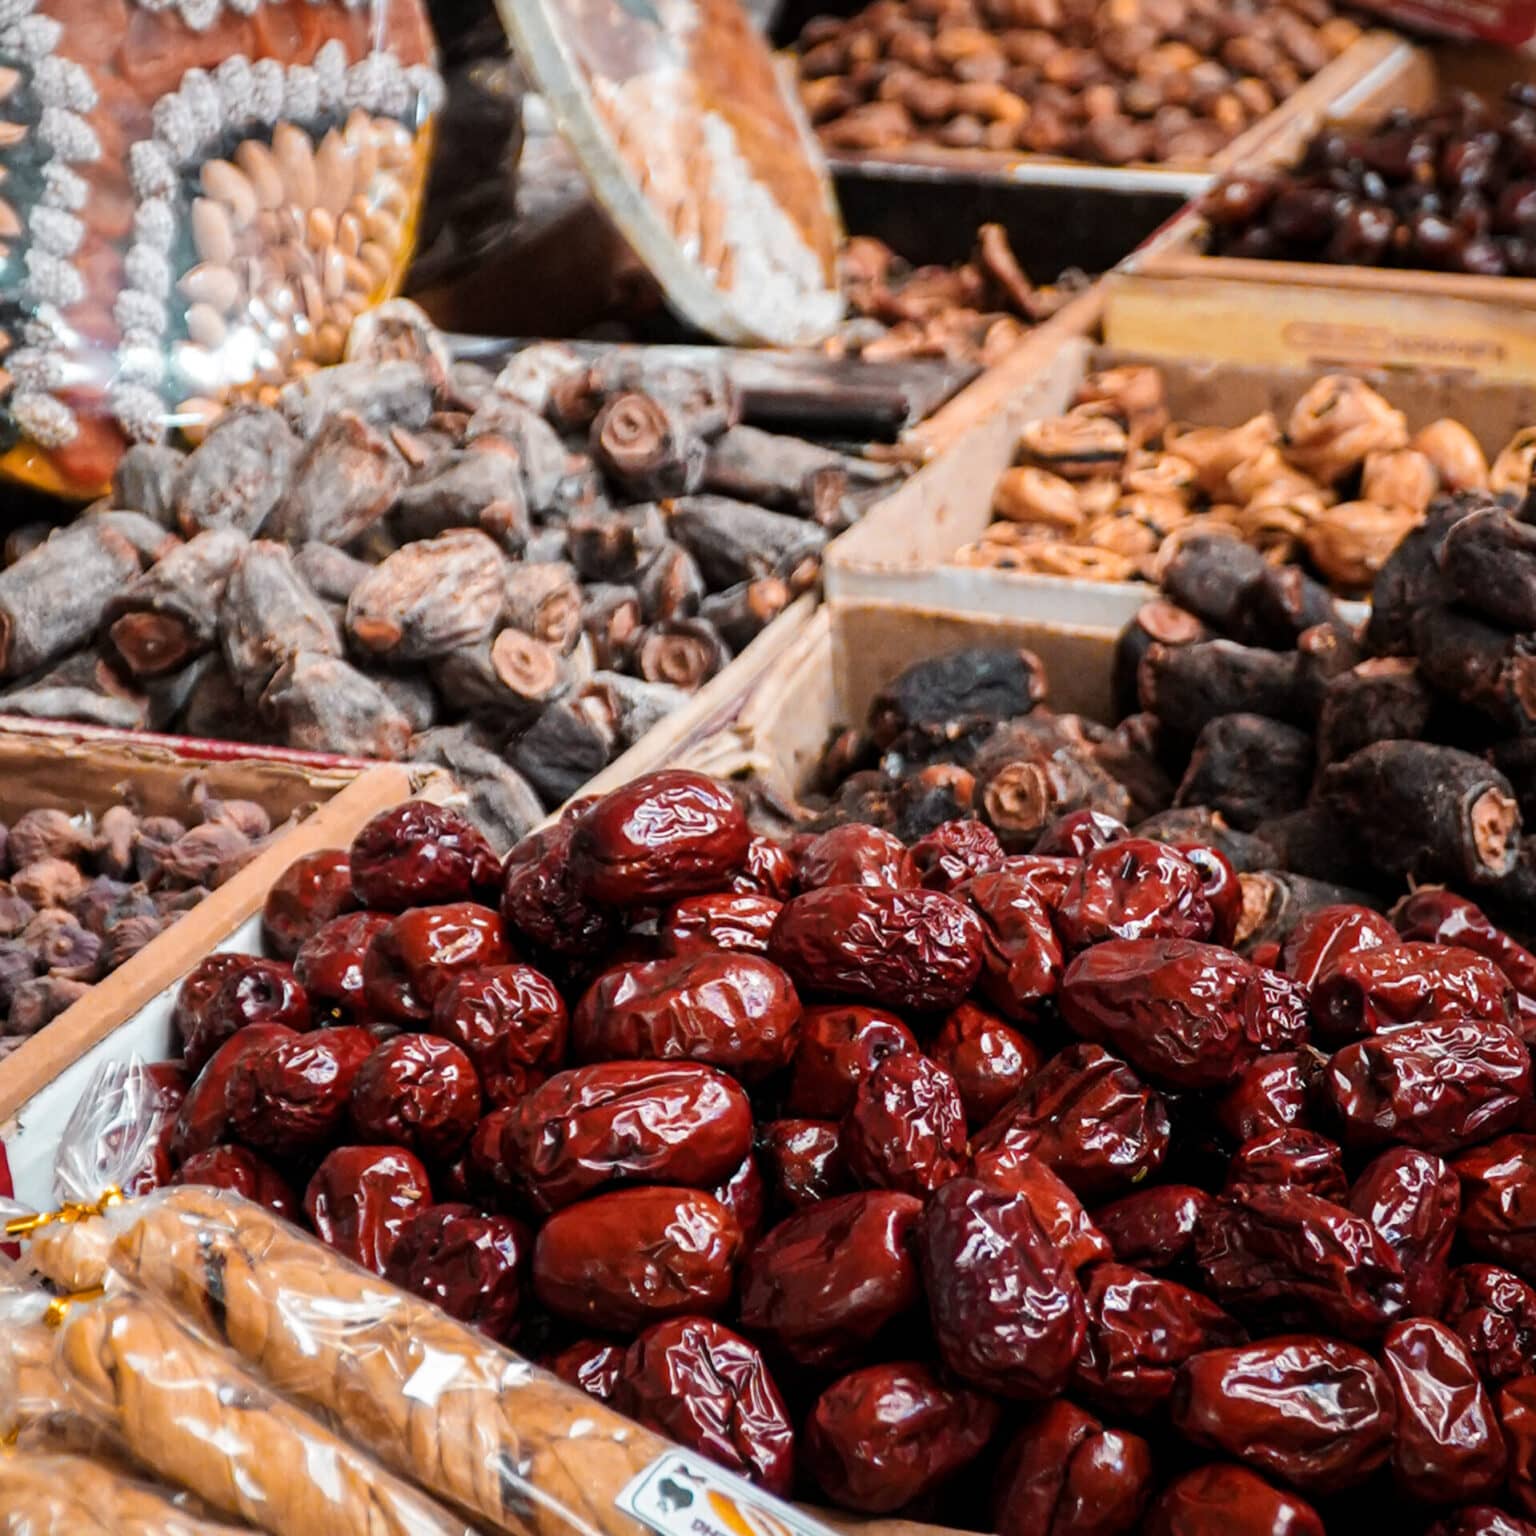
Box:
[108,612,196,678]
[1470,787,1520,878]
[352,616,405,654]
[981,760,1052,840]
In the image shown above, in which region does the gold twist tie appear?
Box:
[42,1286,105,1327]
[4,1186,124,1238]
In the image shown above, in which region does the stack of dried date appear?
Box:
[797,0,1362,164]
[0,788,285,1050]
[116,769,1536,1533]
[0,306,897,848]
[1206,86,1536,276]
[953,365,1517,592]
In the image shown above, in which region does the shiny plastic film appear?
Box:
[35,1183,844,1536]
[0,0,442,498]
[495,0,842,347]
[0,1269,477,1536]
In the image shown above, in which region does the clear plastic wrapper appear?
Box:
[0,0,443,498]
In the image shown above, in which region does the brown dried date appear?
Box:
[659,893,783,957]
[1312,942,1515,1043]
[973,1043,1172,1200]
[993,1400,1154,1536]
[1323,1017,1532,1154]
[1145,1465,1324,1536]
[1216,1051,1325,1143]
[769,885,985,1013]
[226,1025,376,1157]
[180,956,312,1076]
[294,911,392,1014]
[1444,1264,1536,1386]
[261,849,357,960]
[175,1145,297,1218]
[796,823,917,890]
[616,1317,794,1496]
[1055,839,1214,952]
[909,819,1005,892]
[957,870,1065,1022]
[532,1185,742,1331]
[361,902,511,1023]
[971,1146,1110,1270]
[920,1177,1086,1400]
[1194,1184,1406,1338]
[758,1119,847,1210]
[350,801,500,911]
[1093,1184,1213,1272]
[1280,903,1399,989]
[383,1202,527,1343]
[1455,1135,1536,1277]
[786,1003,917,1119]
[303,1145,434,1274]
[1226,1129,1347,1200]
[348,1033,484,1161]
[570,770,750,905]
[1060,938,1309,1091]
[170,1022,300,1162]
[1381,1317,1507,1502]
[492,1061,752,1213]
[430,964,568,1110]
[1349,1146,1460,1316]
[1172,1336,1397,1493]
[500,818,622,962]
[737,1190,923,1367]
[572,951,801,1081]
[931,1001,1039,1126]
[545,1338,622,1403]
[805,1361,1001,1515]
[1073,1262,1246,1415]
[842,1051,967,1197]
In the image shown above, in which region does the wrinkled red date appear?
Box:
[431,963,568,1109]
[1349,1146,1459,1316]
[1172,1335,1397,1493]
[303,1145,433,1273]
[714,1153,766,1245]
[956,870,1065,1022]
[974,1043,1172,1200]
[1499,1376,1536,1518]
[842,1051,968,1197]
[532,1186,741,1332]
[1216,1051,1323,1143]
[1280,903,1399,989]
[919,1177,1087,1399]
[180,957,312,1076]
[348,1032,484,1161]
[929,1002,1039,1126]
[1455,1135,1536,1278]
[383,1202,527,1342]
[617,1317,795,1495]
[226,1025,376,1156]
[570,770,750,906]
[769,885,985,1014]
[733,836,796,899]
[1092,1184,1212,1272]
[1444,1264,1536,1386]
[1060,938,1309,1091]
[545,1338,623,1402]
[1175,843,1242,948]
[796,824,917,891]
[362,903,511,1023]
[971,1145,1110,1270]
[758,1118,847,1211]
[1225,1129,1348,1201]
[1055,839,1214,952]
[1312,943,1514,1042]
[262,849,358,960]
[993,1400,1154,1536]
[170,1022,299,1162]
[1036,810,1128,858]
[1324,1018,1532,1154]
[175,1144,297,1217]
[1381,1317,1506,1502]
[737,1190,923,1367]
[294,911,392,1015]
[493,1061,752,1213]
[805,1361,1000,1515]
[909,819,1005,892]
[787,1004,917,1119]
[350,801,500,910]
[1145,1465,1324,1536]
[1394,888,1536,1001]
[573,951,801,1081]
[659,893,783,957]
[170,954,249,1068]
[500,818,621,961]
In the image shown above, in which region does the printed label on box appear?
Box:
[619,1451,831,1536]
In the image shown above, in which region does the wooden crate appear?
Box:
[825,317,1536,628]
[1107,40,1536,378]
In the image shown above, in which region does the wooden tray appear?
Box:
[824,313,1536,629]
[1107,40,1536,379]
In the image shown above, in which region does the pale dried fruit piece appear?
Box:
[1285,377,1409,486]
[992,467,1083,529]
[1304,502,1419,593]
[1074,365,1168,446]
[1166,414,1280,500]
[1490,427,1536,496]
[1017,413,1128,481]
[1361,450,1437,516]
[1413,419,1489,493]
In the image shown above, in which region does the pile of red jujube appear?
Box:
[132,768,1536,1535]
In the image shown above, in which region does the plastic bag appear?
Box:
[0,0,444,499]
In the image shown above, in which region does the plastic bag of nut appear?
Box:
[10,1058,843,1536]
[0,0,443,501]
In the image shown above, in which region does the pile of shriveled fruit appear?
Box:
[954,365,1520,592]
[121,768,1536,1532]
